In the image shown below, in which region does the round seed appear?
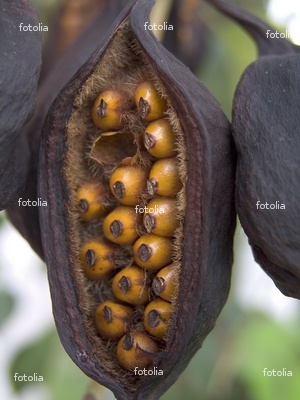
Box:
[144,299,172,339]
[143,197,179,237]
[133,234,173,270]
[80,240,115,280]
[144,118,176,158]
[135,81,167,121]
[95,301,133,340]
[103,206,139,244]
[76,181,107,221]
[109,164,148,206]
[112,265,150,305]
[152,263,178,302]
[148,157,182,198]
[116,331,159,370]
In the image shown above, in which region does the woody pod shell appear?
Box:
[38,0,236,398]
[206,0,300,299]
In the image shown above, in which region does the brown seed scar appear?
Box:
[144,132,156,149]
[99,99,107,118]
[118,276,131,294]
[152,277,165,296]
[138,244,152,262]
[78,198,89,213]
[148,310,161,328]
[147,178,158,196]
[139,97,150,119]
[103,306,112,324]
[143,213,156,233]
[113,181,126,199]
[110,220,123,238]
[123,333,134,350]
[86,249,96,268]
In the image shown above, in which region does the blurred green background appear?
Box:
[1,0,300,399]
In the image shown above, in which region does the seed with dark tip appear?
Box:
[113,181,126,199]
[110,220,123,238]
[86,249,96,268]
[137,244,152,262]
[118,276,131,294]
[103,306,112,324]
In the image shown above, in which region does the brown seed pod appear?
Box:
[38,0,235,398]
[206,0,300,298]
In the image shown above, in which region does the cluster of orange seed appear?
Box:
[76,81,183,371]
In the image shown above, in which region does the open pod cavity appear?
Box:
[38,0,236,398]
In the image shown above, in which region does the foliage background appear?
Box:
[0,0,300,399]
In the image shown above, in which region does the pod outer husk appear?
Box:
[38,0,236,398]
[7,0,129,259]
[206,0,300,298]
[0,0,41,210]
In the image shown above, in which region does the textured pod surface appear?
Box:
[7,0,127,258]
[207,0,300,299]
[38,0,236,398]
[0,0,41,210]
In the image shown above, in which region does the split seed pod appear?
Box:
[38,0,236,398]
[207,0,300,298]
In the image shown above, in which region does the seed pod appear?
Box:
[38,0,235,398]
[0,0,41,210]
[206,0,300,298]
